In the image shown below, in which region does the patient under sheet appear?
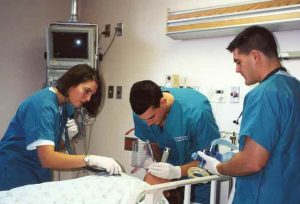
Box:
[0,173,168,204]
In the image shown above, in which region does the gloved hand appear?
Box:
[148,162,181,179]
[143,157,155,169]
[197,151,221,175]
[84,155,122,175]
[66,118,78,139]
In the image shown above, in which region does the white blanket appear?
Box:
[0,173,167,204]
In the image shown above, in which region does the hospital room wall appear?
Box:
[80,0,300,175]
[0,0,71,137]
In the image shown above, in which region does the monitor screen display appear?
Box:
[52,32,88,59]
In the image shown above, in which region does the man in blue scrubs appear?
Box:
[130,80,220,203]
[198,26,300,204]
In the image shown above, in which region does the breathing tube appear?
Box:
[188,138,238,178]
[192,138,238,167]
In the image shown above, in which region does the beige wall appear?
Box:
[0,0,71,136]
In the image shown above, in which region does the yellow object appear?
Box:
[187,167,210,178]
[171,74,180,88]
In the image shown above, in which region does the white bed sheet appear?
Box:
[0,173,167,204]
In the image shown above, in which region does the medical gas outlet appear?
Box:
[230,86,240,103]
[211,89,226,103]
[165,74,180,88]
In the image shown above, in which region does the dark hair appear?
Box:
[56,64,102,116]
[129,80,163,115]
[227,25,278,59]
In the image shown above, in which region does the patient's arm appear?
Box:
[144,172,171,185]
[144,172,171,198]
[144,172,184,203]
[37,145,86,169]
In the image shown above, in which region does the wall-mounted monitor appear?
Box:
[46,23,98,69]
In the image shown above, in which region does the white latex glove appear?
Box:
[148,162,181,179]
[197,151,221,175]
[84,155,122,175]
[66,118,78,139]
[143,157,155,169]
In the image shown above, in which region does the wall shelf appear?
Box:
[167,0,300,40]
[279,51,300,59]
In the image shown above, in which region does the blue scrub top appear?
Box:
[234,71,300,204]
[133,88,220,203]
[0,87,74,190]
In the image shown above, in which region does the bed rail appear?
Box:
[137,175,231,204]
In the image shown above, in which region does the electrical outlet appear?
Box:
[116,86,122,99]
[103,24,110,37]
[115,23,123,36]
[108,86,114,98]
[165,75,172,87]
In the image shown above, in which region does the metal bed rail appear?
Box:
[138,175,231,204]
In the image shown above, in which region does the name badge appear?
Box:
[174,136,189,142]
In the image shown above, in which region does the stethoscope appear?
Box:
[232,67,287,126]
[61,95,106,173]
[62,95,75,155]
[233,112,242,125]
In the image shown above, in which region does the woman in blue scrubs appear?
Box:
[198,26,300,204]
[0,64,122,190]
[130,80,220,203]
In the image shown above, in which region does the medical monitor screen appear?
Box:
[52,32,88,59]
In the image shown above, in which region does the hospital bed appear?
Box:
[0,172,230,204]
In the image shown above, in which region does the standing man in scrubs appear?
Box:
[0,64,122,191]
[198,26,300,203]
[129,80,220,203]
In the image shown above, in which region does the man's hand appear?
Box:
[148,162,181,179]
[197,151,221,175]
